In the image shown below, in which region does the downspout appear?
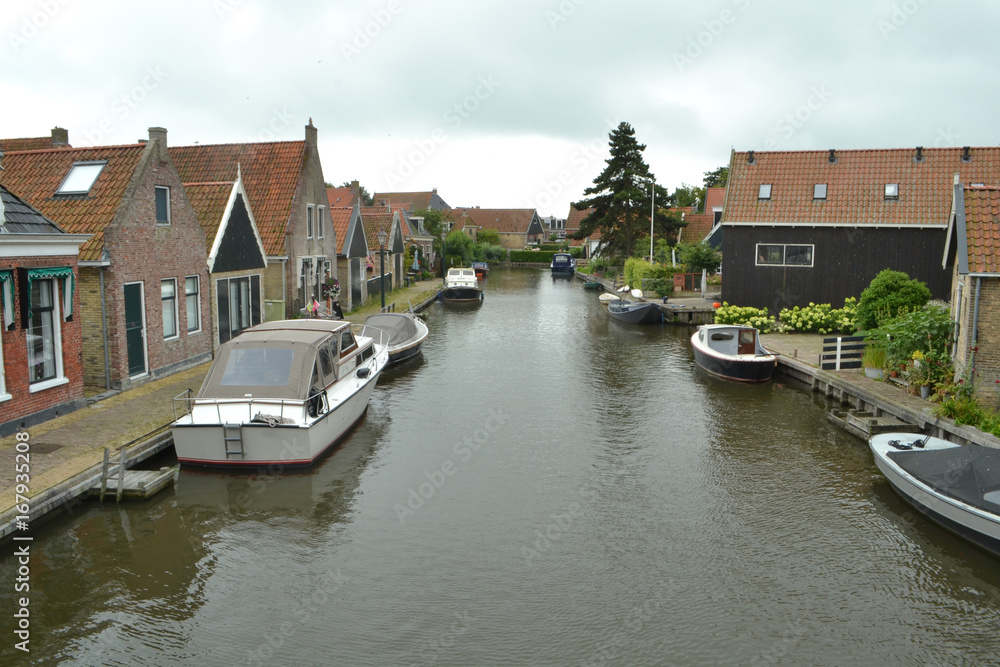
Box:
[951,280,963,360]
[100,267,111,390]
[969,277,982,380]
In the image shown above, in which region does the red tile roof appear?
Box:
[327,200,354,256]
[726,147,1000,227]
[183,181,233,249]
[326,186,354,207]
[360,207,394,248]
[169,141,306,256]
[704,186,725,211]
[680,210,713,242]
[963,186,1000,274]
[0,137,59,152]
[373,191,433,211]
[0,144,146,261]
[450,208,538,234]
[393,206,412,237]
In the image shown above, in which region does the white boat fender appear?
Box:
[357,367,371,378]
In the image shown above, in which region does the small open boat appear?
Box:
[441,267,483,302]
[691,324,776,382]
[582,281,603,290]
[171,319,389,468]
[550,253,575,276]
[607,300,663,325]
[364,312,429,365]
[870,432,1000,558]
[472,261,490,278]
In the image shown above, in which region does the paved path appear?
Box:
[0,363,209,514]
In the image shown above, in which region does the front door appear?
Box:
[123,282,147,377]
[738,329,756,356]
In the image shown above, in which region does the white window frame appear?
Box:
[28,278,69,393]
[317,205,325,239]
[307,204,315,239]
[155,186,171,225]
[185,275,201,333]
[755,243,815,268]
[885,183,899,200]
[813,183,827,200]
[161,278,179,340]
[758,184,772,200]
[56,161,106,195]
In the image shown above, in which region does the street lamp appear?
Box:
[440,230,447,282]
[648,180,655,265]
[377,228,387,311]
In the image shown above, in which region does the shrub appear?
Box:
[623,259,675,296]
[714,302,776,333]
[778,297,857,335]
[588,256,613,274]
[865,303,953,371]
[472,243,506,262]
[677,242,722,274]
[856,269,931,330]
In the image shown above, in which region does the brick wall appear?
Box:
[0,254,85,430]
[953,273,1000,405]
[100,133,212,389]
[78,267,108,389]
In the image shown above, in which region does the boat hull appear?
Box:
[441,286,483,302]
[869,433,1000,558]
[551,266,574,276]
[607,302,663,325]
[691,332,776,382]
[388,340,424,365]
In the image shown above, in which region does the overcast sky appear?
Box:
[3,0,998,217]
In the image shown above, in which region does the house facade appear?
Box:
[451,208,544,249]
[721,147,1000,312]
[170,119,335,319]
[373,188,450,212]
[944,183,1000,405]
[1,127,213,391]
[0,184,90,435]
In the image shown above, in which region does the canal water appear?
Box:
[4,267,1000,666]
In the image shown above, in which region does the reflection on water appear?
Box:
[3,267,1000,665]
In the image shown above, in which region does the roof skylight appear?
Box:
[57,161,106,195]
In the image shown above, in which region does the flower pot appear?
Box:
[864,367,884,380]
[920,385,931,399]
[889,370,899,378]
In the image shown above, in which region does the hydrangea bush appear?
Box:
[778,297,857,335]
[713,303,776,333]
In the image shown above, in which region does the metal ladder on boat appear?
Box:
[223,423,245,459]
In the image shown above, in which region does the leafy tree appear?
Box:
[703,165,729,189]
[412,208,455,252]
[677,242,722,274]
[477,228,501,246]
[444,230,474,265]
[571,122,681,258]
[856,269,932,330]
[338,181,374,206]
[672,183,704,211]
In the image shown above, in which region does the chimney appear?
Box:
[432,188,438,194]
[351,180,361,206]
[147,127,168,162]
[828,149,836,163]
[305,118,318,150]
[747,150,755,164]
[962,146,971,162]
[915,146,924,163]
[50,127,69,146]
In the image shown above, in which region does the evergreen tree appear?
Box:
[571,123,679,258]
[703,165,729,189]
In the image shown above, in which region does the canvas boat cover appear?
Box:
[365,314,419,346]
[888,444,1000,514]
[198,327,333,400]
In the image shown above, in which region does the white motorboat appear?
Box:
[441,267,483,302]
[870,432,1000,558]
[691,324,776,382]
[364,312,429,365]
[171,319,389,469]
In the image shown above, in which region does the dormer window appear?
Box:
[813,183,827,200]
[758,184,772,200]
[56,161,106,195]
[884,183,899,200]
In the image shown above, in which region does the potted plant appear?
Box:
[862,342,886,380]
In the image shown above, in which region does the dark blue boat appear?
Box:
[550,253,574,276]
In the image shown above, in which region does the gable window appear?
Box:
[758,184,772,200]
[813,183,827,200]
[162,279,178,339]
[317,205,325,239]
[57,161,106,195]
[185,276,200,333]
[155,186,171,224]
[27,278,65,389]
[307,205,315,239]
[756,243,814,268]
[884,183,899,200]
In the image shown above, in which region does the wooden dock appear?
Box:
[88,445,178,502]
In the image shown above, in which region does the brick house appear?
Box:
[170,119,335,319]
[721,146,1000,312]
[565,205,596,257]
[329,201,369,311]
[450,208,544,249]
[680,186,726,246]
[944,182,1000,404]
[0,126,71,153]
[184,171,268,348]
[0,127,213,392]
[361,206,406,297]
[0,183,90,435]
[373,188,450,211]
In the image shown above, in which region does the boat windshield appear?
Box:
[219,347,295,387]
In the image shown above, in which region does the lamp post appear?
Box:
[440,230,447,283]
[648,180,655,265]
[377,228,387,311]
